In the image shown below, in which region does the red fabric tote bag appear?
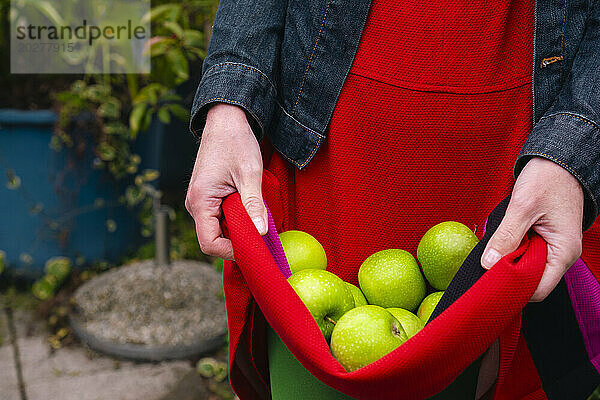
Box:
[219,170,565,400]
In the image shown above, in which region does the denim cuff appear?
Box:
[189,62,279,141]
[514,113,600,230]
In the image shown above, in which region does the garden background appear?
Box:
[1,0,235,398]
[1,1,599,399]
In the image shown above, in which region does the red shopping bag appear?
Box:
[219,170,560,400]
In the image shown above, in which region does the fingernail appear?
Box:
[482,248,502,270]
[252,217,266,235]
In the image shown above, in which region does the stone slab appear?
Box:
[18,336,193,400]
[0,309,20,400]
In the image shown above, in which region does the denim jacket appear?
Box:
[190,0,600,229]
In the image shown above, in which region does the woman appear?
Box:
[186,0,600,398]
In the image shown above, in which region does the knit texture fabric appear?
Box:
[269,0,536,286]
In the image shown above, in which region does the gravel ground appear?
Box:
[71,260,227,347]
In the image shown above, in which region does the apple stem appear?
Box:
[325,316,337,326]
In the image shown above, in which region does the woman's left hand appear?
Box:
[480,156,584,302]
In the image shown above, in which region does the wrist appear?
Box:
[206,103,249,124]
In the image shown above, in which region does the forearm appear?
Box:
[190,0,288,141]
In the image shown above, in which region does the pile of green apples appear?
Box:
[280,222,479,372]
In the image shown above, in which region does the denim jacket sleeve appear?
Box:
[189,0,287,140]
[515,2,600,230]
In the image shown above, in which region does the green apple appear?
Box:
[358,249,426,311]
[417,221,478,290]
[280,230,327,273]
[386,308,424,338]
[287,269,354,341]
[345,282,368,307]
[417,291,444,324]
[330,305,408,372]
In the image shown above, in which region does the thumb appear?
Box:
[236,168,268,236]
[481,203,532,270]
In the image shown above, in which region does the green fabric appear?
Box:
[266,326,479,399]
[267,326,355,400]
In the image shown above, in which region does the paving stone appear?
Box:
[159,370,210,400]
[0,306,9,347]
[0,310,20,400]
[24,363,191,400]
[18,336,193,400]
[12,309,45,339]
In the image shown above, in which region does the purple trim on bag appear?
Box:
[565,258,600,373]
[262,205,292,278]
[483,217,599,372]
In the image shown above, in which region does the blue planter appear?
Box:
[0,109,163,278]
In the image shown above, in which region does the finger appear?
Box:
[481,197,533,269]
[235,164,268,235]
[530,239,582,302]
[195,214,234,259]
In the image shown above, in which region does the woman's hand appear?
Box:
[481,156,584,301]
[185,103,267,260]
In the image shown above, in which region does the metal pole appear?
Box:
[155,206,170,266]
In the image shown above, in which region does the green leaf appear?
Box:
[71,80,86,93]
[129,103,148,137]
[106,219,117,233]
[125,185,144,206]
[196,358,217,378]
[29,203,44,215]
[142,108,152,131]
[158,107,171,124]
[141,227,152,237]
[5,169,21,190]
[83,84,109,102]
[143,4,181,24]
[188,47,207,59]
[166,104,190,121]
[0,250,5,275]
[31,1,65,27]
[149,37,175,57]
[158,92,182,102]
[133,83,164,105]
[19,253,33,265]
[213,362,228,382]
[130,154,142,164]
[104,122,128,137]
[182,30,204,47]
[97,142,116,161]
[32,278,55,301]
[98,98,121,119]
[166,48,189,81]
[142,169,160,182]
[45,257,71,281]
[163,21,184,38]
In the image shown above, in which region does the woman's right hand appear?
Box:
[185,103,267,260]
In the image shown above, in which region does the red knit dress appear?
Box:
[267,0,543,284]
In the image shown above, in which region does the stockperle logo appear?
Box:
[11,0,150,74]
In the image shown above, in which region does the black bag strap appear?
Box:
[429,196,599,399]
